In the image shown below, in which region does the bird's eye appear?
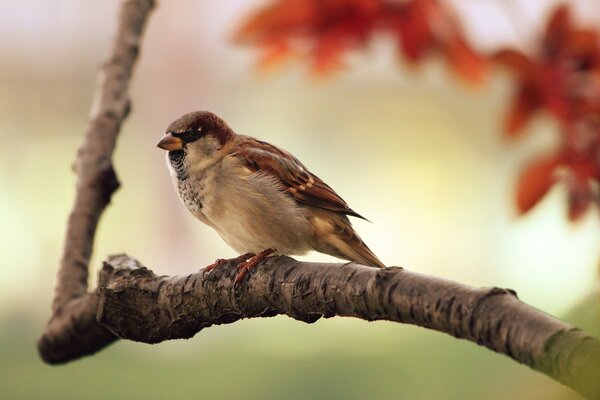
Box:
[173,129,203,143]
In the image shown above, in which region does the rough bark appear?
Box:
[41,254,600,399]
[38,0,155,363]
[38,0,600,399]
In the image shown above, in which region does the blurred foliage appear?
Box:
[497,6,600,220]
[236,0,486,81]
[238,0,600,222]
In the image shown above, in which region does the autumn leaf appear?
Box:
[496,5,600,135]
[516,156,560,214]
[236,0,487,81]
[567,177,592,221]
[496,6,600,219]
[505,83,541,136]
[390,0,433,62]
[442,36,486,83]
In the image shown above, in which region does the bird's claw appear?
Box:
[203,253,254,277]
[203,258,226,275]
[233,248,275,286]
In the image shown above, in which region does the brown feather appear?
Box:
[229,136,367,219]
[332,217,385,268]
[309,212,385,268]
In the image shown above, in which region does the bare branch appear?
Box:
[42,254,600,399]
[38,0,155,359]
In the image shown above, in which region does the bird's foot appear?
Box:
[203,253,254,275]
[234,248,275,284]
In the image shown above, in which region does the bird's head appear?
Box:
[157,111,234,164]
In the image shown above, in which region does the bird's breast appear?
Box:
[167,153,314,255]
[167,150,205,219]
[199,160,314,254]
[176,175,204,216]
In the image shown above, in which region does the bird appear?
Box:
[157,111,385,282]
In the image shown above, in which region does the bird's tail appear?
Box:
[313,214,386,268]
[343,233,386,268]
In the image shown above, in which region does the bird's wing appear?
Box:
[229,136,366,220]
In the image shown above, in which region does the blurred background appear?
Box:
[1,0,599,398]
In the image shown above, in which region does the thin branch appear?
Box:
[38,0,155,358]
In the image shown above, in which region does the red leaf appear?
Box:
[544,5,572,59]
[443,36,487,84]
[505,84,542,136]
[496,5,600,143]
[567,178,592,221]
[311,30,349,75]
[237,0,484,82]
[540,67,570,122]
[563,30,600,62]
[493,49,533,74]
[516,156,561,214]
[393,1,433,62]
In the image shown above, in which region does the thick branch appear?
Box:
[42,254,600,399]
[39,0,154,358]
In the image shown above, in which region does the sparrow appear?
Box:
[157,111,385,282]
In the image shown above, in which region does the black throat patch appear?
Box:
[168,149,188,181]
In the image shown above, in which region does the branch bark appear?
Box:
[38,0,155,362]
[42,254,600,399]
[38,1,600,399]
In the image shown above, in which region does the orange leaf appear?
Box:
[505,84,542,136]
[493,49,533,74]
[544,5,572,58]
[563,30,600,62]
[516,156,561,214]
[235,0,315,42]
[393,1,434,62]
[311,32,349,75]
[257,41,293,71]
[443,37,487,84]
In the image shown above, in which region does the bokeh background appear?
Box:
[1,0,600,399]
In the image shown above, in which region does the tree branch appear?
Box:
[43,254,600,399]
[38,0,155,362]
[38,1,600,399]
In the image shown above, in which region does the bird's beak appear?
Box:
[157,133,183,151]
